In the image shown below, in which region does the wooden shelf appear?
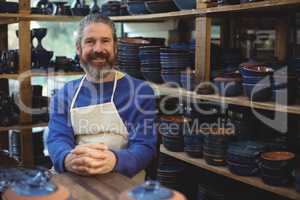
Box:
[202,0,300,15]
[0,71,83,79]
[160,145,300,200]
[0,1,299,23]
[150,83,300,114]
[0,10,201,22]
[0,122,48,132]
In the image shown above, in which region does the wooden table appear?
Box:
[51,172,136,200]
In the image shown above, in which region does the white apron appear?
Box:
[70,73,129,150]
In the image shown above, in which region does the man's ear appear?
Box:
[76,42,81,56]
[114,42,118,55]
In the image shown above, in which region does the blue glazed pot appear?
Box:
[242,75,271,84]
[145,0,178,13]
[127,1,149,15]
[227,160,259,176]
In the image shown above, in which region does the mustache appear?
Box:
[88,51,110,60]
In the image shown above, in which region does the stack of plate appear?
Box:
[118,38,150,79]
[160,48,192,86]
[183,126,204,158]
[159,115,190,152]
[139,46,164,83]
[157,163,184,191]
[203,128,234,166]
[227,141,265,176]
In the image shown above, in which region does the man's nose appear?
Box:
[93,40,104,53]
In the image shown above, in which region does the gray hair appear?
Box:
[76,14,117,45]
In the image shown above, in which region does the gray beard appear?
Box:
[81,62,113,81]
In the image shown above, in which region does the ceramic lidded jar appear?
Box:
[119,181,186,200]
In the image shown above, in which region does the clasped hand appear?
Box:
[64,143,117,176]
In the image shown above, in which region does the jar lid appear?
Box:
[128,181,173,200]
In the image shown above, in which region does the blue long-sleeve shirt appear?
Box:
[47,72,157,177]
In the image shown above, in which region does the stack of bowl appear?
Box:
[139,46,164,83]
[227,141,265,176]
[240,61,273,101]
[159,115,190,152]
[101,1,121,16]
[213,72,242,97]
[126,0,149,15]
[183,126,204,158]
[160,48,191,86]
[260,151,295,186]
[118,38,150,79]
[203,128,234,166]
[172,0,196,10]
[157,163,185,191]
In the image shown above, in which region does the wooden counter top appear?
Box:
[51,172,136,200]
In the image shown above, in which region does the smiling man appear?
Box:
[47,14,157,177]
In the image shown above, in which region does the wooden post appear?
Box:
[275,18,288,61]
[195,16,212,82]
[0,23,9,151]
[195,0,212,82]
[19,20,33,166]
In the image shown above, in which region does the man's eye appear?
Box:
[85,40,93,44]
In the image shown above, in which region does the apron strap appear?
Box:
[70,74,87,112]
[110,71,117,102]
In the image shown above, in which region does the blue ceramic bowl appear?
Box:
[227,160,259,176]
[159,115,190,137]
[145,0,178,13]
[71,7,90,16]
[161,133,184,152]
[184,133,203,146]
[242,75,271,84]
[260,151,295,170]
[127,1,149,15]
[242,83,272,101]
[0,2,19,13]
[172,0,196,10]
[184,147,203,158]
[240,66,273,77]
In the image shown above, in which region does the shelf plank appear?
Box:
[0,10,201,22]
[0,71,84,79]
[0,122,48,132]
[202,0,300,15]
[150,83,300,114]
[160,145,300,200]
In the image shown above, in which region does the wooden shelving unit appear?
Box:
[150,84,300,114]
[1,0,300,198]
[160,145,300,200]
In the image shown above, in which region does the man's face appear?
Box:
[76,22,117,80]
